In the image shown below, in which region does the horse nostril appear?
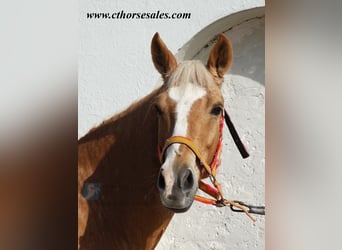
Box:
[157,171,166,191]
[179,168,194,191]
[186,171,194,189]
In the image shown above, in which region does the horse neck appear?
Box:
[79,87,161,170]
[78,86,173,249]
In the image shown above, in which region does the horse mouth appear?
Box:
[167,206,191,213]
[159,193,195,213]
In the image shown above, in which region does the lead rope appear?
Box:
[196,110,264,221]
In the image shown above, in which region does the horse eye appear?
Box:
[210,106,222,116]
[154,104,164,116]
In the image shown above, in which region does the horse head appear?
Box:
[151,32,233,212]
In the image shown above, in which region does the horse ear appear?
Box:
[207,34,233,82]
[151,32,177,80]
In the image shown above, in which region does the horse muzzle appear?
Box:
[157,167,198,213]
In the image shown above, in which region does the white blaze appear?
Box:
[161,83,206,196]
[169,83,207,137]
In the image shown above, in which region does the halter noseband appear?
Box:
[159,109,249,172]
[158,110,260,221]
[159,112,225,176]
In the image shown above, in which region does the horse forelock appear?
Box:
[166,60,214,89]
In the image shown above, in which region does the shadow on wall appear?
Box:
[226,16,264,86]
[179,7,265,86]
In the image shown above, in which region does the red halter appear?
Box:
[158,113,224,173]
[158,109,256,221]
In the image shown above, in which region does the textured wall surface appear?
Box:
[79,1,264,249]
[79,0,264,138]
[156,16,265,250]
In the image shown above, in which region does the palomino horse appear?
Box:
[78,32,235,249]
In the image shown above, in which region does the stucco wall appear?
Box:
[79,1,264,249]
[156,15,265,250]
